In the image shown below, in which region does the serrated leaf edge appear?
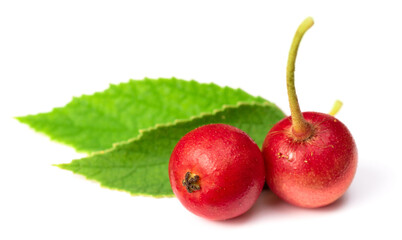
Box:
[55,101,285,198]
[65,101,283,158]
[16,77,267,154]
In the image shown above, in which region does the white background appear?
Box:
[1,1,401,239]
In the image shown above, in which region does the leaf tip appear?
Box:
[14,115,26,122]
[14,115,34,127]
[54,163,72,170]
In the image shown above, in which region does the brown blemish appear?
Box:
[182,172,201,193]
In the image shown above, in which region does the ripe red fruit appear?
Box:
[169,124,265,220]
[262,17,358,208]
[263,112,358,208]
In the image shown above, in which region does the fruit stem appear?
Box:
[287,17,314,139]
[329,100,343,116]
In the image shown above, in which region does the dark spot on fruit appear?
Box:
[182,172,201,193]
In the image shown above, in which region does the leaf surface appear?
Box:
[17,78,267,152]
[58,102,285,197]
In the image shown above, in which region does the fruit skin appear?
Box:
[169,124,265,220]
[262,112,357,208]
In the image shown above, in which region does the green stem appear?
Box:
[287,17,314,138]
[329,100,343,116]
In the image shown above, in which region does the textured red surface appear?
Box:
[169,124,265,220]
[262,112,358,208]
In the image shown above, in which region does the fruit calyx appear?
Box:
[182,172,201,193]
[286,17,315,141]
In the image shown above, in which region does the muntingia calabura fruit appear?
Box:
[169,124,265,220]
[262,17,358,208]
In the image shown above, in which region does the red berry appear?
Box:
[263,112,357,208]
[169,124,265,220]
[262,17,358,208]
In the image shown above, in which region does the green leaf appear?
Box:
[17,78,267,153]
[57,102,285,197]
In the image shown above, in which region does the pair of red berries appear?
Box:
[168,17,358,221]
